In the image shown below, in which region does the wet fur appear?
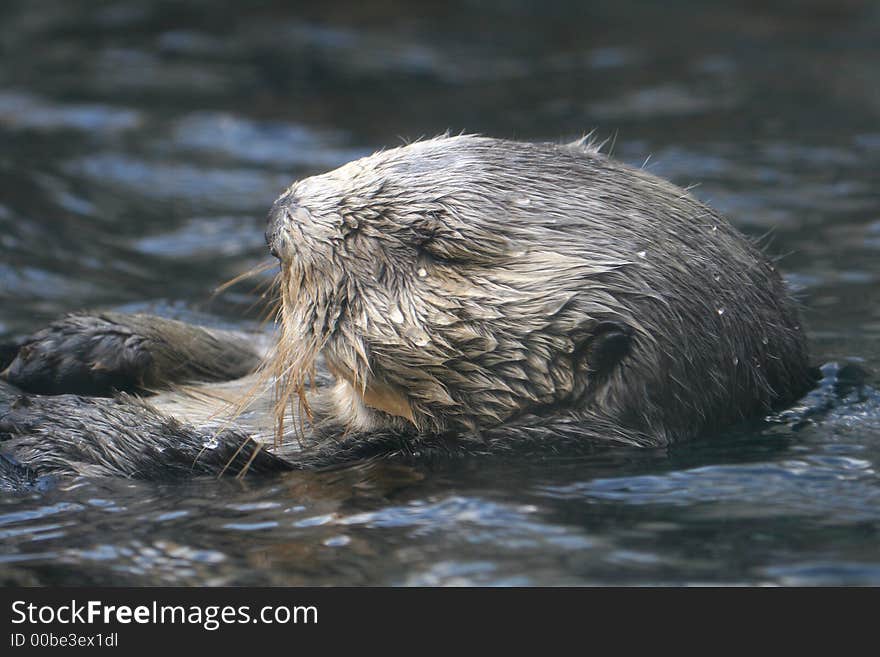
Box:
[0,135,814,486]
[265,135,812,443]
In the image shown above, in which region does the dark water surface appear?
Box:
[2,0,879,585]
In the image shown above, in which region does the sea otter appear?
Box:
[0,135,814,487]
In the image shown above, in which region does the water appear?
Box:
[1,0,879,585]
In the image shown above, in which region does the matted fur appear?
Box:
[0,134,814,484]
[263,134,812,448]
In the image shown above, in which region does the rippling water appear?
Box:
[1,0,879,585]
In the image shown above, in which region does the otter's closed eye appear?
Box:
[414,212,511,265]
[417,237,464,263]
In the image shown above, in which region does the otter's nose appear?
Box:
[265,208,288,261]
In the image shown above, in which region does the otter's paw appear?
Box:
[2,314,155,396]
[0,389,292,482]
[1,313,261,396]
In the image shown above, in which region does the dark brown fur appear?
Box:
[0,136,815,488]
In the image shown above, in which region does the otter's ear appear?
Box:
[415,211,511,264]
[584,321,633,376]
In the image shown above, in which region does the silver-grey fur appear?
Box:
[1,135,814,488]
[265,135,812,442]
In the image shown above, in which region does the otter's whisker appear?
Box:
[235,441,263,480]
[212,260,276,297]
[218,436,252,479]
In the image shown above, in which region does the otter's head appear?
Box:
[265,135,634,438]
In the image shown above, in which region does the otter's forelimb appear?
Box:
[1,312,263,396]
[0,380,290,480]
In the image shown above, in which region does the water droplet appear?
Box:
[717,308,725,316]
[515,196,532,206]
[405,327,430,346]
[733,357,739,366]
[713,274,721,282]
[389,308,404,324]
[417,267,427,278]
[637,250,647,259]
[711,225,718,232]
[761,336,769,345]
[202,436,219,450]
